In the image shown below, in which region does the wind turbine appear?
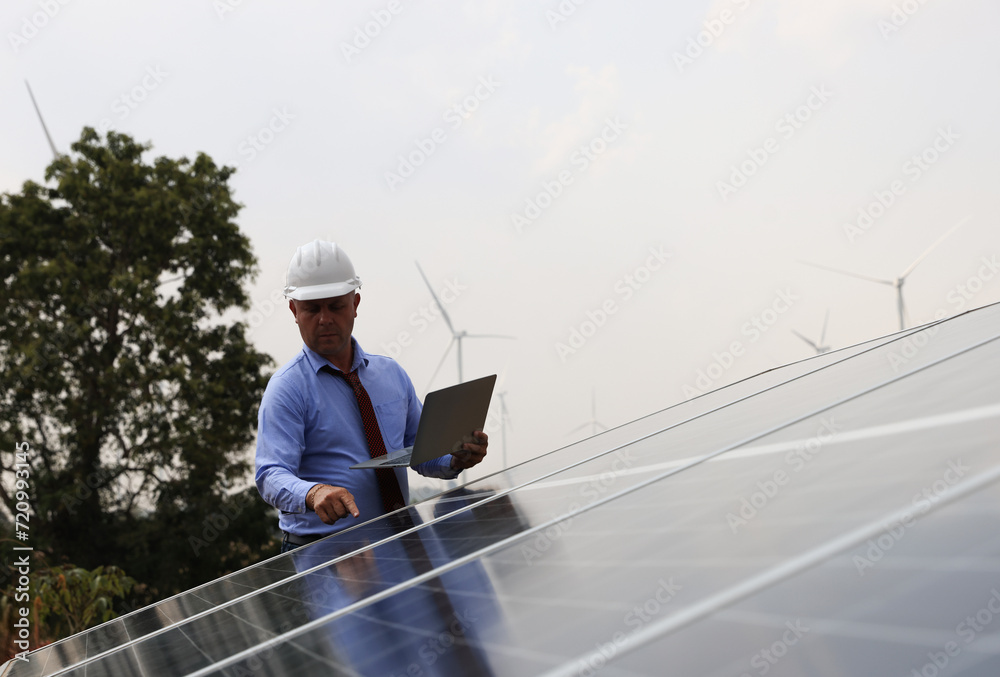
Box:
[415,261,514,389]
[25,80,60,159]
[802,216,970,331]
[568,389,607,438]
[792,310,831,355]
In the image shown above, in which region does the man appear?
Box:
[255,240,488,552]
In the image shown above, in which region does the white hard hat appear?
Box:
[283,240,362,300]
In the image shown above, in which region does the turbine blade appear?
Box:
[425,338,455,392]
[415,261,456,335]
[25,80,59,159]
[463,334,516,340]
[594,421,608,431]
[567,422,590,436]
[899,215,972,279]
[819,309,830,345]
[791,330,820,352]
[799,261,893,286]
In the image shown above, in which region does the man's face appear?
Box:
[289,292,361,364]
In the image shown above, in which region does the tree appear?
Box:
[0,128,278,601]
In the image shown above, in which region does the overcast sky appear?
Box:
[3,0,999,489]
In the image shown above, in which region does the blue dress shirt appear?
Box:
[255,339,460,536]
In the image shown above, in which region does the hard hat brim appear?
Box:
[284,278,361,301]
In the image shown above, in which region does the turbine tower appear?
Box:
[415,261,514,389]
[802,215,970,331]
[568,389,607,438]
[497,390,511,470]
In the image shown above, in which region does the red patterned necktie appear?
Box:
[323,366,406,513]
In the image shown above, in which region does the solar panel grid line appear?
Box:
[525,400,1000,491]
[29,327,904,677]
[203,422,992,672]
[168,329,1000,677]
[2,320,933,676]
[6,313,987,677]
[493,324,963,496]
[329,606,594,677]
[708,516,1000,676]
[714,608,965,649]
[121,622,146,677]
[866,555,1000,573]
[539,461,1000,677]
[695,608,964,677]
[35,316,980,676]
[176,594,365,677]
[157,621,216,676]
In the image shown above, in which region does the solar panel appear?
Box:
[5,303,999,676]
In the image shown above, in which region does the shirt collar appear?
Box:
[302,338,370,375]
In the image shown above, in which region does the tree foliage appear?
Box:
[0,549,138,661]
[0,128,278,601]
[32,561,135,639]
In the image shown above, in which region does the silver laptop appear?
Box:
[350,374,497,469]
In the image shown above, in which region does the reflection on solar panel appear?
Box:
[5,302,1000,676]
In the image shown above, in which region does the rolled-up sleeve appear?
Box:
[415,455,462,480]
[255,375,316,514]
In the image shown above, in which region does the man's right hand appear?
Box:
[306,484,360,525]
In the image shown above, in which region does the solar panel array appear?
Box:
[5,302,1000,676]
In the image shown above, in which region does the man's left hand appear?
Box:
[450,430,488,470]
